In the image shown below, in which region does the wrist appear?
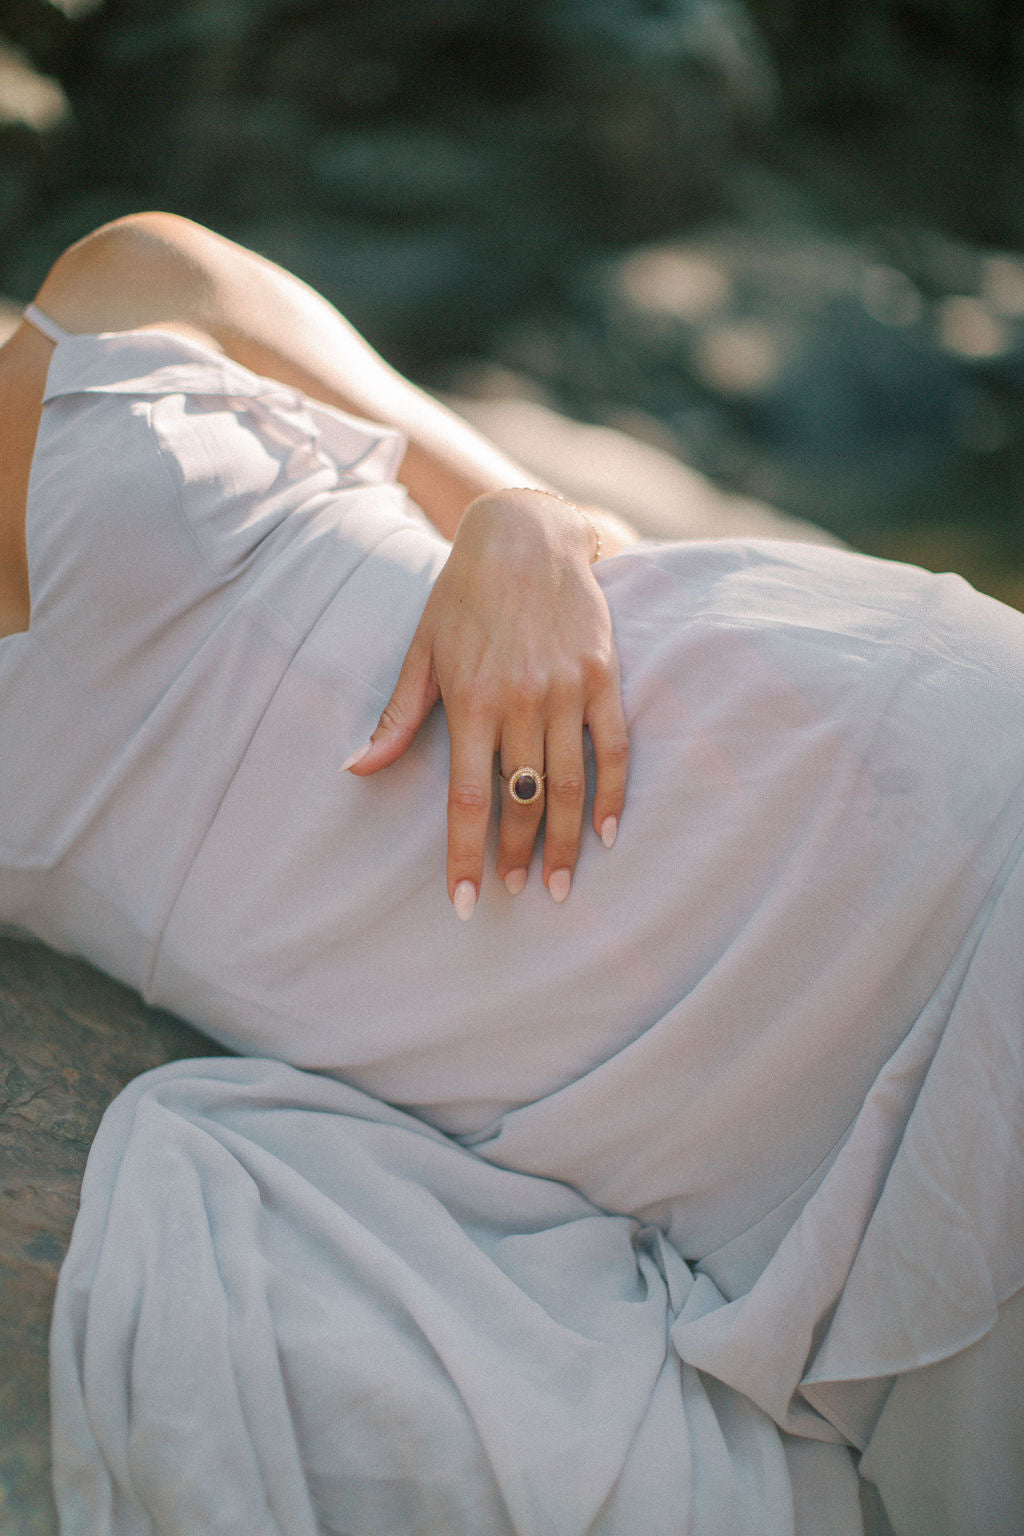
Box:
[467,486,601,564]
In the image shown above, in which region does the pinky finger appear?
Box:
[588,685,629,849]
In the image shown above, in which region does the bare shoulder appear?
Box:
[32,212,229,353]
[0,213,235,636]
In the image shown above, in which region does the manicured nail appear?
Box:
[600,815,618,849]
[504,867,528,895]
[338,742,372,773]
[453,880,477,921]
[548,868,571,904]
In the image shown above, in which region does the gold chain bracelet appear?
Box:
[505,487,602,563]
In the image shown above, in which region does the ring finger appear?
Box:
[497,743,546,894]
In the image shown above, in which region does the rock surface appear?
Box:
[0,938,225,1535]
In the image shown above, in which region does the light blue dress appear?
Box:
[2,317,1021,1534]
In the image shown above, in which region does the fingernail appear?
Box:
[453,880,477,921]
[338,742,372,773]
[600,815,618,849]
[504,867,528,896]
[548,868,571,904]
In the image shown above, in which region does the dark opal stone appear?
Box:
[514,774,538,801]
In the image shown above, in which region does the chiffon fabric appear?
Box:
[2,323,1022,1534]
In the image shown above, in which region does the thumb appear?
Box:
[342,639,439,776]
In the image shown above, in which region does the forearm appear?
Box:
[197,247,638,550]
[35,213,639,552]
[34,213,545,539]
[210,276,546,540]
[216,305,638,552]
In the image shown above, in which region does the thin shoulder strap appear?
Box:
[23,303,71,344]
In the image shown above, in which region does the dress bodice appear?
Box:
[0,326,445,991]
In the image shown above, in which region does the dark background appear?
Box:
[2,0,1023,599]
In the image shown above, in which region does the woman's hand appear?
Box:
[344,489,629,917]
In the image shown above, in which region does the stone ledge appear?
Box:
[451,392,842,547]
[0,937,226,1536]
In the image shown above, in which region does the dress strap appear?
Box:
[23,303,70,344]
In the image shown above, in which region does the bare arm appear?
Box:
[32,212,635,550]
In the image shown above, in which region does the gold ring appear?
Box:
[499,765,546,805]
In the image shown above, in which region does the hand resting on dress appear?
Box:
[18,211,636,917]
[344,488,631,917]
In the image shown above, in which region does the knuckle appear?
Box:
[549,769,586,801]
[601,733,630,767]
[448,780,489,814]
[377,700,407,733]
[509,673,546,711]
[580,647,613,686]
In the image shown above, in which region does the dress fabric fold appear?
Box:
[1,327,1021,1534]
[51,1058,814,1536]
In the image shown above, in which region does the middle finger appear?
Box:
[497,740,547,894]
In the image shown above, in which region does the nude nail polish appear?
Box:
[453,880,477,921]
[600,815,618,849]
[504,867,528,895]
[548,868,571,904]
[338,742,371,773]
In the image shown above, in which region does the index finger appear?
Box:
[445,710,498,920]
